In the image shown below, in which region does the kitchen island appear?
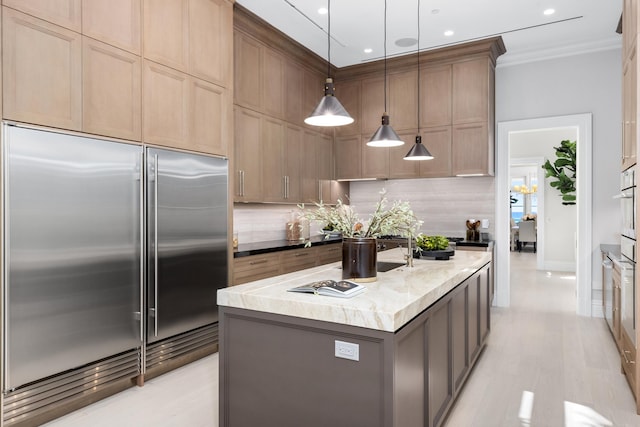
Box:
[218,248,492,427]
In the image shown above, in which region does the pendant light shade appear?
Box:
[368,0,403,147]
[403,0,434,161]
[304,1,353,127]
[404,135,434,160]
[368,113,404,147]
[304,78,354,126]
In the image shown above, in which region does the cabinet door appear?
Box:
[143,60,189,148]
[419,126,452,177]
[262,116,286,202]
[389,130,419,179]
[233,252,281,285]
[451,285,468,393]
[613,264,622,350]
[83,37,142,141]
[281,247,318,274]
[427,300,453,427]
[335,135,362,180]
[422,65,452,127]
[334,79,361,137]
[4,0,81,31]
[389,70,417,131]
[301,130,319,203]
[234,32,262,110]
[82,0,141,54]
[283,60,304,124]
[479,266,490,344]
[190,78,229,156]
[284,124,302,202]
[361,76,385,135]
[143,0,188,72]
[317,244,342,265]
[3,8,82,130]
[452,122,492,176]
[317,133,333,203]
[623,49,637,170]
[468,274,480,362]
[262,48,284,119]
[452,58,489,124]
[188,0,233,87]
[234,108,262,202]
[302,68,325,129]
[363,141,389,179]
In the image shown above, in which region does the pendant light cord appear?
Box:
[416,0,420,132]
[384,0,388,113]
[327,0,331,78]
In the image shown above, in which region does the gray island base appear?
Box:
[218,249,492,427]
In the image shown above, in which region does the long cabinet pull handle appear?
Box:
[295,252,309,257]
[249,259,269,265]
[283,176,287,199]
[153,154,159,337]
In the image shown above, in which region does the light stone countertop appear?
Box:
[218,248,492,332]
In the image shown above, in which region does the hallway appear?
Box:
[45,253,640,426]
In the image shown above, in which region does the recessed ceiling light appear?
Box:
[318,7,328,15]
[395,37,417,47]
[364,48,373,53]
[444,30,454,37]
[543,8,555,15]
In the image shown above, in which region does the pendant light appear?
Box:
[404,0,433,161]
[368,0,404,147]
[304,0,354,127]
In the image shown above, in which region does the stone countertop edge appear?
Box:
[234,235,342,258]
[219,248,492,333]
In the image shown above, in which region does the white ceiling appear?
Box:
[235,0,622,68]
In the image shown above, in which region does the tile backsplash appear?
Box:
[233,177,495,244]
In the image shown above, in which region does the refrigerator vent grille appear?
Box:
[146,323,218,371]
[2,349,140,426]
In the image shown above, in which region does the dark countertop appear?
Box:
[455,240,493,248]
[234,235,342,258]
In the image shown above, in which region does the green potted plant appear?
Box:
[542,139,576,205]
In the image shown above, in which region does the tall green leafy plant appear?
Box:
[542,140,576,205]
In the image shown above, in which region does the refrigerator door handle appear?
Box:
[153,154,159,337]
[138,150,144,341]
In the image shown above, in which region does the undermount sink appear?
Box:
[377,261,405,272]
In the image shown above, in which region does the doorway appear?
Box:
[495,114,592,316]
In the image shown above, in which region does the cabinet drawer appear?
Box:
[317,244,342,265]
[621,327,637,392]
[233,252,281,285]
[281,247,317,274]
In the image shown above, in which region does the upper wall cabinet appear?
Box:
[334,79,361,137]
[234,31,262,111]
[421,65,452,128]
[361,76,385,136]
[389,70,418,131]
[144,0,232,88]
[452,58,490,125]
[3,0,81,32]
[82,0,141,54]
[3,8,82,130]
[82,37,141,140]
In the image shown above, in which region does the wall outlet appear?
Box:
[335,340,359,361]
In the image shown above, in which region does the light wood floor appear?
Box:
[45,253,640,426]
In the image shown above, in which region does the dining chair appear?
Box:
[517,220,537,253]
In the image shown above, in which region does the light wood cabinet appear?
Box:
[82,0,141,54]
[234,107,263,202]
[283,124,303,202]
[234,31,262,111]
[3,0,81,31]
[420,126,452,177]
[82,37,141,140]
[422,65,452,128]
[143,0,188,72]
[623,47,637,170]
[281,247,317,274]
[317,133,334,203]
[233,252,281,285]
[302,67,326,132]
[452,122,492,176]
[189,77,229,155]
[363,141,389,179]
[262,48,284,119]
[335,135,362,180]
[361,76,385,135]
[316,244,342,264]
[262,116,286,202]
[622,327,637,393]
[143,60,189,147]
[283,60,304,124]
[389,70,417,131]
[188,0,233,87]
[452,59,489,125]
[389,130,419,179]
[334,79,361,137]
[624,0,638,60]
[3,8,82,130]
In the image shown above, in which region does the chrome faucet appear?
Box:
[404,235,414,268]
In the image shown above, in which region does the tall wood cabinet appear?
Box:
[2,0,233,157]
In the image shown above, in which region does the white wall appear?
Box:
[496,47,622,313]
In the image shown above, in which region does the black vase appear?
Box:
[342,237,377,282]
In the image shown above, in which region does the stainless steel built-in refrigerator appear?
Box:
[2,123,227,416]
